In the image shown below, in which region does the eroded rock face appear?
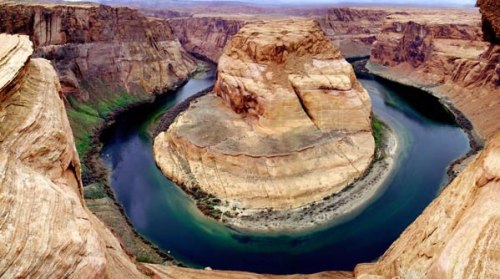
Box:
[0,34,142,278]
[154,20,374,211]
[368,10,500,139]
[0,3,197,99]
[355,132,500,278]
[477,0,500,43]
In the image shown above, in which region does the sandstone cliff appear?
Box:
[0,2,197,100]
[0,33,143,278]
[154,20,374,212]
[477,0,500,43]
[0,2,199,266]
[0,31,356,279]
[368,10,499,139]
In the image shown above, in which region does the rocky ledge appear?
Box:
[154,20,375,229]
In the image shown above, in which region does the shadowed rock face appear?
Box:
[0,3,197,100]
[368,10,500,139]
[154,20,374,211]
[477,0,500,43]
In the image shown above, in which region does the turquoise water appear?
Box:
[100,74,470,274]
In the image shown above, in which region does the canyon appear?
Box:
[0,1,199,265]
[153,20,375,225]
[162,7,391,62]
[0,0,499,278]
[367,8,499,139]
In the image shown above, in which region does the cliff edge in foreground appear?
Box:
[0,33,143,278]
[154,20,374,220]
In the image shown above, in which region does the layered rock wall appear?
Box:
[0,3,197,99]
[154,20,374,211]
[368,11,499,139]
[0,33,143,278]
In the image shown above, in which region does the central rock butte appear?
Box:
[154,20,375,213]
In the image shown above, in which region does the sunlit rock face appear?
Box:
[154,20,374,211]
[368,10,499,139]
[0,33,143,278]
[0,2,197,100]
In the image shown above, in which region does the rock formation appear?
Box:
[0,33,143,278]
[0,31,355,279]
[0,2,199,267]
[355,131,500,278]
[154,20,374,211]
[0,2,197,100]
[477,0,500,43]
[367,10,499,139]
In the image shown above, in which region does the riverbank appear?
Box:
[152,83,398,232]
[79,80,189,265]
[75,64,210,264]
[364,61,484,182]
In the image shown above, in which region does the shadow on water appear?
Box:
[99,71,470,274]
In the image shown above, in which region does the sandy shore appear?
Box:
[216,124,399,232]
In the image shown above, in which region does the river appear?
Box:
[100,70,470,274]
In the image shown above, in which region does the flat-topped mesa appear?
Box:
[154,20,375,214]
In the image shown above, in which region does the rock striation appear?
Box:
[154,20,374,211]
[0,33,143,278]
[0,2,197,99]
[368,10,499,139]
[355,132,500,278]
